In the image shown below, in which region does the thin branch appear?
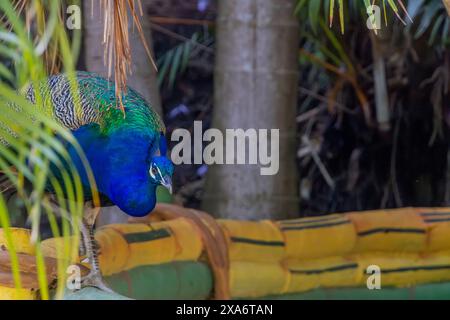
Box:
[150,22,214,54]
[149,16,214,26]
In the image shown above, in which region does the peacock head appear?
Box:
[149,156,174,194]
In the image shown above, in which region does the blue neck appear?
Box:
[70,125,158,217]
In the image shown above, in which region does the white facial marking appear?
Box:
[149,163,164,182]
[156,166,163,181]
[149,164,156,179]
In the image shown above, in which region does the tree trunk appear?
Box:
[202,0,299,220]
[82,0,162,115]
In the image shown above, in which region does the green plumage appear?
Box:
[25,71,165,136]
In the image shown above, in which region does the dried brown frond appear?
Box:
[99,0,157,114]
[0,0,27,27]
[1,0,65,74]
[444,0,450,16]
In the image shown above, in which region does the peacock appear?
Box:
[11,71,174,292]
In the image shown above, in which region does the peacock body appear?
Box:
[0,71,173,292]
[24,71,173,217]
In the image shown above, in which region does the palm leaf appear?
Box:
[0,0,98,299]
[96,0,157,113]
[157,32,201,90]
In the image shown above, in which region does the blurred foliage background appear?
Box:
[147,0,449,215]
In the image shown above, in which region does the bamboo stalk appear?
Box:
[149,16,214,26]
[370,33,391,131]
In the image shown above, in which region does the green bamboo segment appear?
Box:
[104,261,213,300]
[257,282,450,300]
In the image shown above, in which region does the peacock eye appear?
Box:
[151,167,157,175]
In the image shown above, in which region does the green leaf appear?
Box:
[338,0,345,34]
[386,0,399,13]
[407,0,425,21]
[294,0,308,16]
[181,33,198,71]
[441,18,449,47]
[319,18,353,73]
[309,0,321,34]
[0,64,14,82]
[157,49,174,87]
[168,45,183,90]
[414,1,442,39]
[0,0,92,299]
[428,14,444,46]
[329,0,335,26]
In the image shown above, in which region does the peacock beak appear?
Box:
[161,176,173,194]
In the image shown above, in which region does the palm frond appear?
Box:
[406,0,449,47]
[157,32,200,90]
[444,0,450,16]
[0,0,97,299]
[303,0,414,34]
[1,0,81,75]
[97,0,157,113]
